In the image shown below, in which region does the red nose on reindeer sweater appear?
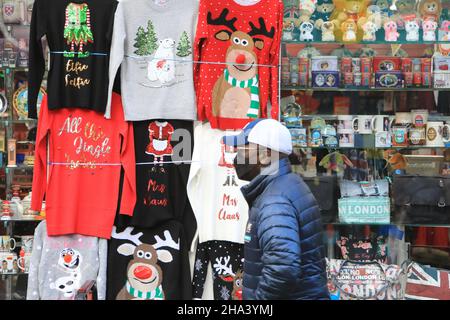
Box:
[31,93,136,239]
[194,0,283,130]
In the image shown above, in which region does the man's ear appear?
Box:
[259,148,272,166]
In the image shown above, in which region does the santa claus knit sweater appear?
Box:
[194,0,283,130]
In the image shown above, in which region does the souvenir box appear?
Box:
[433,57,450,88]
[312,71,340,88]
[373,57,402,72]
[311,56,339,72]
[375,72,404,88]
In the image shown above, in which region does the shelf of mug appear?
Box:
[4,165,35,171]
[281,86,450,92]
[0,119,37,124]
[0,272,29,276]
[0,67,29,72]
[287,115,450,121]
[1,218,41,222]
[324,222,450,228]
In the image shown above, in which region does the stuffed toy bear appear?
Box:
[311,0,335,29]
[392,0,418,29]
[299,0,318,23]
[418,0,442,23]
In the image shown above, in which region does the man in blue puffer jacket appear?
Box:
[223,119,329,300]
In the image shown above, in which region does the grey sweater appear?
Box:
[106,0,198,120]
[26,221,107,300]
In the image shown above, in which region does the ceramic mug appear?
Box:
[426,122,450,147]
[0,251,18,274]
[411,109,429,128]
[17,252,31,273]
[338,129,355,147]
[0,236,16,252]
[392,126,409,147]
[352,115,373,134]
[337,115,354,132]
[20,236,33,253]
[394,112,413,126]
[371,115,392,133]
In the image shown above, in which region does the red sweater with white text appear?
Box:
[31,93,136,239]
[194,0,283,130]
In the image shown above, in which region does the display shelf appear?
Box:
[1,218,41,222]
[292,145,449,150]
[0,272,29,276]
[283,40,450,45]
[5,165,35,171]
[0,119,37,124]
[0,67,29,72]
[324,222,450,228]
[281,86,450,92]
[287,114,450,122]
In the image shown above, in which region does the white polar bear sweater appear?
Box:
[106,0,198,121]
[26,221,107,300]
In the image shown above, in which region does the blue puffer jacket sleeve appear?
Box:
[255,199,302,300]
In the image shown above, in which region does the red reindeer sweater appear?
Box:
[194,0,283,130]
[31,93,136,239]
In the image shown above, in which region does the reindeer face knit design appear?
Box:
[107,219,192,300]
[192,240,244,300]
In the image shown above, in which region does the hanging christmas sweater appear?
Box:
[106,0,198,121]
[194,0,283,130]
[106,218,192,300]
[28,0,118,119]
[187,122,249,248]
[27,220,108,300]
[131,120,197,246]
[31,93,136,239]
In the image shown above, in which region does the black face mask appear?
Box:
[233,152,261,182]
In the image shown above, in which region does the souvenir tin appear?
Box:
[375,72,403,88]
[312,71,340,88]
[311,56,339,72]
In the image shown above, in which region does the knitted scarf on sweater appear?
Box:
[224,69,260,118]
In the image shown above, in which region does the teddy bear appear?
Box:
[362,20,377,41]
[392,0,418,29]
[299,0,318,23]
[341,19,358,42]
[422,19,438,41]
[330,0,370,41]
[283,20,296,41]
[384,20,400,42]
[441,20,450,41]
[418,0,442,23]
[405,20,420,41]
[321,21,335,41]
[366,5,383,30]
[375,0,393,22]
[311,0,335,29]
[299,21,315,41]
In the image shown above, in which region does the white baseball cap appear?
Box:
[222,119,293,155]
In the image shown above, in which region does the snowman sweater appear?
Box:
[194,0,283,130]
[31,93,136,239]
[106,0,198,121]
[130,120,197,246]
[27,221,108,300]
[28,0,118,119]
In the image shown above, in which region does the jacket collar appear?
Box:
[241,158,292,207]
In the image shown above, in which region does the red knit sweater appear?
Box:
[194,0,283,130]
[31,93,136,239]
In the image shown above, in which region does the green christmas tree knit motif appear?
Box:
[176,31,192,57]
[63,3,94,58]
[134,20,158,56]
